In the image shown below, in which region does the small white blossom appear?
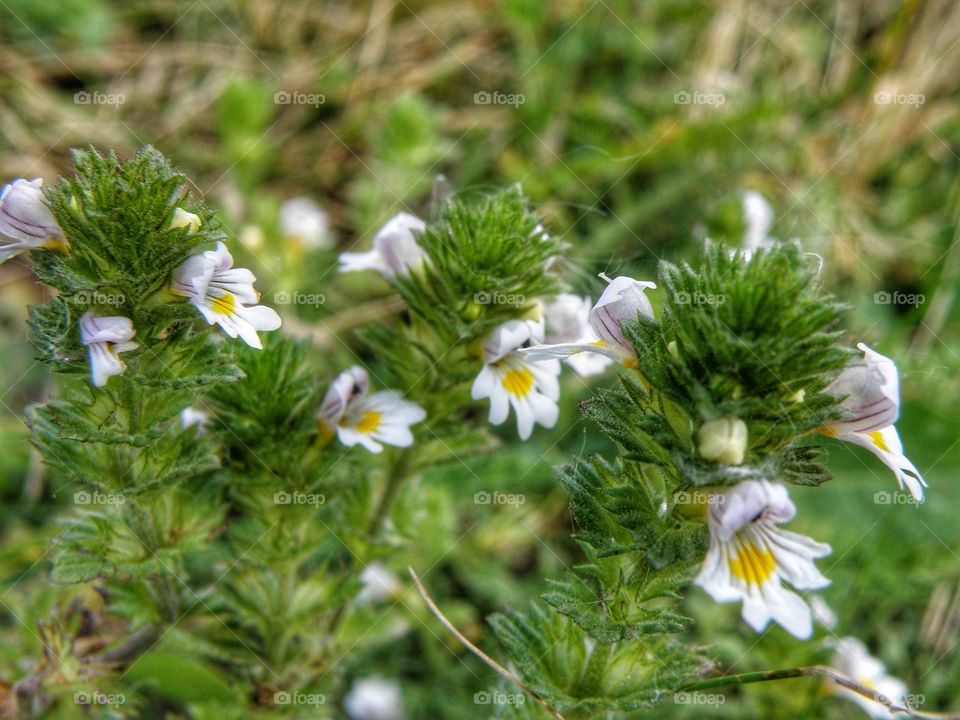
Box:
[79,311,137,387]
[523,274,656,368]
[339,212,426,278]
[829,637,908,719]
[171,242,281,349]
[170,207,201,233]
[472,318,561,440]
[741,191,776,256]
[344,677,404,720]
[318,366,425,454]
[181,407,210,434]
[697,416,749,465]
[810,595,838,631]
[0,178,65,263]
[542,293,613,377]
[694,480,831,639]
[356,563,401,605]
[279,196,332,249]
[823,343,925,500]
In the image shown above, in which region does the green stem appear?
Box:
[325,448,415,637]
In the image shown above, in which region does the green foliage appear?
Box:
[395,186,565,344]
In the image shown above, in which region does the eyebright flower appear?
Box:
[697,416,749,465]
[170,207,201,233]
[317,366,426,454]
[339,212,426,278]
[829,637,908,719]
[171,241,282,349]
[356,563,401,605]
[344,677,404,720]
[821,343,925,500]
[541,293,613,377]
[522,274,656,368]
[79,311,137,387]
[694,480,831,639]
[0,178,66,263]
[472,318,561,441]
[279,196,332,250]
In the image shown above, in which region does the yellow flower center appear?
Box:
[210,292,236,316]
[355,410,382,434]
[502,368,534,398]
[867,430,889,452]
[728,540,776,586]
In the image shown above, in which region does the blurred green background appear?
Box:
[1,0,959,717]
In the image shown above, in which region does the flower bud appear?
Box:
[588,274,656,355]
[170,207,201,233]
[696,416,748,465]
[0,178,65,262]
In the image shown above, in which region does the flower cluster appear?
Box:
[691,342,924,639]
[2,175,284,387]
[337,212,658,441]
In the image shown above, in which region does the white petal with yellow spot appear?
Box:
[172,241,281,349]
[472,319,561,441]
[694,480,831,639]
[823,343,925,500]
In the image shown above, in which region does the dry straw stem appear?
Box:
[409,567,569,720]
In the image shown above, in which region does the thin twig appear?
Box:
[408,568,568,720]
[682,666,960,719]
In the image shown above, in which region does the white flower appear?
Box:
[822,343,925,500]
[471,318,561,440]
[829,637,908,719]
[522,274,656,368]
[170,207,201,233]
[318,366,426,454]
[171,241,282,349]
[279,196,332,249]
[344,677,404,720]
[339,212,426,278]
[697,416,748,465]
[0,178,65,263]
[694,480,831,639]
[542,293,613,377]
[741,191,776,256]
[356,563,401,605]
[181,407,210,434]
[79,311,137,387]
